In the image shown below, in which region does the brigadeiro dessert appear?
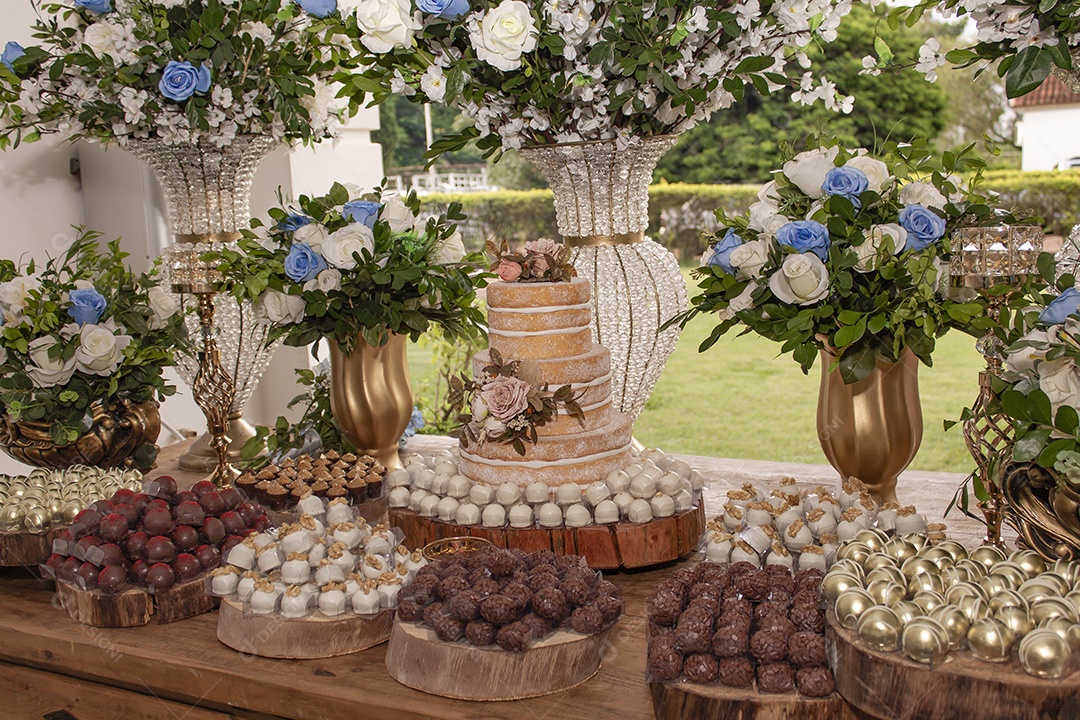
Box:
[757,662,796,693]
[750,629,788,663]
[796,666,836,698]
[711,625,748,657]
[788,632,827,667]
[683,653,719,684]
[648,647,684,681]
[717,657,755,687]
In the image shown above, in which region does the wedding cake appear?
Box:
[457,276,634,488]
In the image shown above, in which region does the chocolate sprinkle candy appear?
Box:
[526,572,561,592]
[594,595,622,624]
[734,570,771,601]
[500,582,534,610]
[647,648,684,681]
[433,615,465,643]
[789,603,825,633]
[422,601,445,628]
[520,613,553,639]
[757,662,796,694]
[674,621,713,654]
[495,621,530,652]
[682,653,719,684]
[533,587,569,622]
[445,589,482,622]
[716,657,755,687]
[651,592,685,626]
[396,598,423,623]
[465,620,497,647]
[480,593,520,625]
[570,605,604,635]
[788,632,827,668]
[711,625,748,658]
[796,666,835,698]
[561,576,595,606]
[437,574,471,600]
[756,615,796,636]
[750,629,788,663]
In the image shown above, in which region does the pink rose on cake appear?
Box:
[480,375,531,420]
[497,259,523,282]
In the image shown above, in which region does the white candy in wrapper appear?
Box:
[775,505,803,533]
[436,497,460,522]
[280,559,310,585]
[741,525,773,554]
[351,586,381,614]
[538,502,563,528]
[418,494,440,518]
[252,532,276,549]
[446,474,472,499]
[766,542,793,569]
[470,483,497,506]
[673,489,694,513]
[496,482,522,506]
[722,504,743,532]
[658,473,682,496]
[784,520,814,553]
[434,460,458,476]
[744,502,773,527]
[280,528,316,556]
[409,488,430,512]
[332,524,364,549]
[315,562,345,585]
[707,533,733,563]
[298,494,327,516]
[227,542,256,570]
[630,474,656,499]
[689,469,706,492]
[799,545,828,572]
[257,547,284,573]
[482,503,507,528]
[413,468,434,490]
[606,470,632,494]
[673,460,692,481]
[455,502,481,526]
[628,498,653,523]
[385,468,411,489]
[211,571,239,597]
[612,491,634,518]
[318,589,347,617]
[805,506,837,538]
[594,499,619,524]
[509,504,534,528]
[585,481,611,507]
[237,575,257,602]
[730,541,761,567]
[565,503,592,527]
[388,486,411,508]
[525,481,550,504]
[280,591,311,619]
[556,483,583,506]
[894,507,927,535]
[431,473,451,496]
[250,587,279,614]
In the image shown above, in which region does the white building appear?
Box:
[1014,75,1080,171]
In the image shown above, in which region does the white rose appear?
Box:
[471,397,488,422]
[146,287,180,329]
[293,223,329,252]
[718,283,756,321]
[469,0,539,72]
[316,269,342,293]
[484,416,507,438]
[253,289,306,325]
[1006,329,1052,374]
[0,275,40,316]
[1039,359,1080,413]
[431,230,466,265]
[26,336,76,388]
[747,200,780,232]
[728,239,770,279]
[74,324,132,377]
[855,223,908,273]
[845,156,891,193]
[782,146,840,198]
[356,0,421,54]
[82,22,121,58]
[380,195,417,234]
[768,253,830,306]
[758,180,781,203]
[322,224,375,270]
[899,181,947,210]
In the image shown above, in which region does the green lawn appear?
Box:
[408,274,985,474]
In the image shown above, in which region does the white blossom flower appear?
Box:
[420,65,447,103]
[915,38,946,83]
[468,0,539,72]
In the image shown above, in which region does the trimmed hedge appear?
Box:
[422,172,1080,259]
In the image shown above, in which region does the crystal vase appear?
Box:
[816,349,923,503]
[125,136,280,472]
[519,136,688,424]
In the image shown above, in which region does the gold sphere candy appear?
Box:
[979,573,1013,596]
[1018,579,1060,605]
[7,481,27,499]
[892,600,924,625]
[864,552,899,572]
[989,589,1028,613]
[837,541,872,566]
[902,617,951,665]
[996,605,1035,638]
[990,562,1028,588]
[865,566,906,588]
[956,595,990,624]
[1066,591,1080,616]
[956,558,988,580]
[866,579,907,607]
[882,537,918,563]
[61,500,83,525]
[857,605,904,652]
[936,540,969,562]
[1009,550,1048,579]
[966,617,1016,663]
[941,566,971,588]
[0,503,25,532]
[921,547,956,571]
[902,533,930,552]
[835,588,876,630]
[832,558,866,580]
[23,506,48,534]
[1051,558,1078,584]
[908,572,946,596]
[853,529,888,553]
[970,545,1007,570]
[931,605,971,650]
[901,556,939,580]
[1030,598,1078,625]
[46,497,64,524]
[1018,629,1073,679]
[822,572,864,605]
[1035,572,1072,596]
[1038,617,1080,653]
[912,591,947,614]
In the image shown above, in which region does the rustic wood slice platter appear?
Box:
[215,598,393,659]
[385,619,612,701]
[826,611,1080,720]
[389,502,705,569]
[649,679,863,720]
[55,577,219,628]
[0,527,64,568]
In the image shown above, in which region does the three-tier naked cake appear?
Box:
[458,277,634,488]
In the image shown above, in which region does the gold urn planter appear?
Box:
[328,335,413,470]
[816,349,923,503]
[0,400,161,470]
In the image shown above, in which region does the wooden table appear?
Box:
[0,437,1003,720]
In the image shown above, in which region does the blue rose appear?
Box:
[277,214,312,233]
[704,228,743,275]
[1,42,25,72]
[297,0,337,17]
[1040,288,1080,325]
[342,200,382,229]
[75,0,112,12]
[417,0,470,19]
[776,220,830,262]
[899,204,946,251]
[68,288,107,326]
[284,242,328,283]
[158,60,212,102]
[822,166,869,209]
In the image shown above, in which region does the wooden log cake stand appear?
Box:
[390,502,705,570]
[826,611,1080,720]
[0,527,64,568]
[55,577,218,628]
[649,679,862,720]
[216,598,394,659]
[385,619,613,701]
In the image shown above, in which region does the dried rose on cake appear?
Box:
[487,238,576,284]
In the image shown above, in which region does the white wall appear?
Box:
[0,1,384,474]
[1018,105,1080,171]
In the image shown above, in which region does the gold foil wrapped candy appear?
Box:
[822,572,863,605]
[988,589,1028,613]
[1038,617,1080,653]
[857,606,903,652]
[1018,629,1073,679]
[901,556,939,581]
[930,605,970,650]
[835,588,876,630]
[866,579,906,607]
[966,618,1015,663]
[1009,550,1048,579]
[995,605,1035,639]
[892,600,923,626]
[908,572,945,596]
[1029,598,1078,625]
[902,617,951,665]
[911,591,946,615]
[837,541,872,566]
[865,565,906,588]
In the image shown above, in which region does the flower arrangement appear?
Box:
[0,0,366,147]
[210,182,487,353]
[345,0,855,157]
[488,237,575,283]
[0,231,186,454]
[449,348,583,455]
[866,0,1078,98]
[679,139,1023,383]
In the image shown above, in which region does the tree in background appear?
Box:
[374,95,483,170]
[654,3,947,184]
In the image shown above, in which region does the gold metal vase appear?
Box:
[328,335,413,470]
[816,349,923,502]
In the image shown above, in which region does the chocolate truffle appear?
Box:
[570,605,604,635]
[495,621,530,652]
[422,601,445,627]
[437,574,471,600]
[651,592,684,626]
[465,620,497,646]
[750,629,788,663]
[674,620,713,654]
[520,613,553,639]
[473,577,501,598]
[594,595,622,624]
[433,615,465,642]
[397,597,424,622]
[717,657,755,687]
[757,662,796,693]
[501,582,533,610]
[527,572,561,592]
[446,589,482,622]
[561,576,595,606]
[796,666,835,698]
[485,549,517,577]
[683,653,719,684]
[788,632,827,667]
[735,570,771,601]
[647,648,684,681]
[711,624,749,657]
[757,615,796,636]
[533,587,569,622]
[789,603,825,633]
[480,593,520,625]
